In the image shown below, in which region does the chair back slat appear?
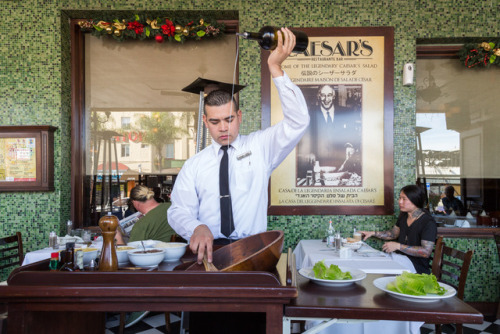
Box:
[0,232,24,272]
[431,236,444,280]
[431,236,473,300]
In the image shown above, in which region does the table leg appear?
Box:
[265,305,283,334]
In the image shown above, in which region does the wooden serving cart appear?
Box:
[0,250,297,334]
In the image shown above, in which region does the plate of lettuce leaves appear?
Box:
[299,260,366,287]
[373,271,456,302]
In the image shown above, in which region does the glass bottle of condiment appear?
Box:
[98,212,119,272]
[326,220,334,247]
[237,26,308,53]
[49,231,58,249]
[49,252,59,271]
[60,242,75,271]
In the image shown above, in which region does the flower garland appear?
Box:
[78,14,224,43]
[459,41,500,68]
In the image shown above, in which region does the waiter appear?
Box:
[168,27,309,264]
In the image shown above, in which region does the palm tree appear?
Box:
[134,112,190,172]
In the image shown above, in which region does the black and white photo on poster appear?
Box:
[296,84,363,187]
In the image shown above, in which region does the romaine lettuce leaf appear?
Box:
[386,271,446,296]
[312,260,352,280]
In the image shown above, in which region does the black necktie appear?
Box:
[219,146,234,238]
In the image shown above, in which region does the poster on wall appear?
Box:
[261,27,394,215]
[0,137,37,182]
[0,126,56,191]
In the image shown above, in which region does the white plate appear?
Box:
[299,267,367,287]
[373,276,457,302]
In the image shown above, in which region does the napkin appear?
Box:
[466,212,473,219]
[57,235,84,244]
[454,220,470,228]
[339,247,352,258]
[480,210,488,217]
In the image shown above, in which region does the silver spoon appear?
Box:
[141,241,146,253]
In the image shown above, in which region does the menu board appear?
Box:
[0,137,37,182]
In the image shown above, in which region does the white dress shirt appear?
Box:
[168,72,309,241]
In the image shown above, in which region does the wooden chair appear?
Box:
[0,232,24,272]
[431,236,474,334]
[0,232,24,334]
[494,232,500,319]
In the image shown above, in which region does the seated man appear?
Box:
[115,185,174,244]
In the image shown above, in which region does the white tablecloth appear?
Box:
[23,248,54,266]
[294,239,415,274]
[293,240,421,334]
[22,242,103,266]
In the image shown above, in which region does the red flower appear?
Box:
[161,19,175,36]
[127,21,144,35]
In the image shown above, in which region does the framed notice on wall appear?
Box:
[262,27,394,215]
[0,126,56,191]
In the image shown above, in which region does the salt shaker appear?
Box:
[49,231,58,249]
[66,220,73,236]
[334,232,342,251]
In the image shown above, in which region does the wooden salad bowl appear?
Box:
[186,230,284,272]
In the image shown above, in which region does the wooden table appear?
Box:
[1,252,484,334]
[0,259,297,334]
[284,273,483,333]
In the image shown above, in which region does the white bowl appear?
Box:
[116,245,137,264]
[127,248,165,267]
[342,241,363,250]
[127,240,161,249]
[154,242,188,262]
[75,247,99,265]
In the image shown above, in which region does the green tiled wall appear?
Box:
[0,0,498,303]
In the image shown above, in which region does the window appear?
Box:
[165,143,174,159]
[121,117,131,129]
[121,144,130,157]
[71,18,239,226]
[416,45,500,215]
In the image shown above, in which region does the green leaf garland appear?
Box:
[459,41,500,69]
[78,13,225,43]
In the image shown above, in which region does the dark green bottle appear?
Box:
[238,26,308,53]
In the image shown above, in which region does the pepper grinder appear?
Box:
[98,212,119,271]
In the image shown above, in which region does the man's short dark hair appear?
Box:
[444,185,455,198]
[204,90,238,114]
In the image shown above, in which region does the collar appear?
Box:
[211,135,241,157]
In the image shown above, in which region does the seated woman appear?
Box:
[115,185,174,244]
[360,185,437,274]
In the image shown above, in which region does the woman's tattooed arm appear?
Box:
[399,240,434,258]
[374,225,400,240]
